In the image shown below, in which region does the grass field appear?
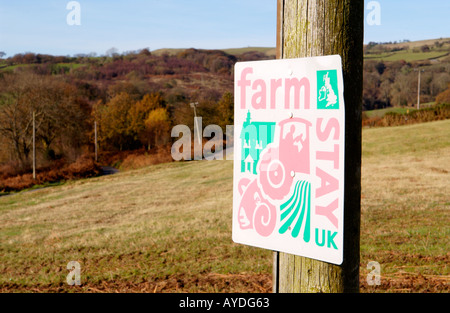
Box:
[364,107,416,118]
[363,37,450,62]
[364,50,449,62]
[1,120,449,293]
[360,120,449,292]
[363,104,438,119]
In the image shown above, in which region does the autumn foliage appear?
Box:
[93,91,171,151]
[435,83,450,105]
[0,154,100,192]
[1,45,449,192]
[362,103,450,127]
[0,48,246,191]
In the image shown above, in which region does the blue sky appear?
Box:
[0,0,449,57]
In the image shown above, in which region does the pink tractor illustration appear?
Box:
[258,118,312,200]
[237,178,277,237]
[237,117,312,237]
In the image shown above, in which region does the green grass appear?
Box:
[364,52,396,60]
[364,107,415,118]
[55,62,84,69]
[364,103,437,119]
[1,120,449,292]
[364,50,449,62]
[0,64,31,71]
[0,62,84,73]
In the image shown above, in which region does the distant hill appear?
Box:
[364,37,450,62]
[151,37,450,62]
[221,47,276,57]
[373,37,450,50]
[152,47,276,58]
[1,37,449,116]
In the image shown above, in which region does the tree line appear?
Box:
[363,39,450,110]
[0,48,245,177]
[363,59,450,110]
[1,45,449,181]
[0,72,90,172]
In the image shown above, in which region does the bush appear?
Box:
[0,161,24,180]
[362,104,450,128]
[362,113,383,128]
[0,154,101,193]
[436,84,450,105]
[119,145,172,170]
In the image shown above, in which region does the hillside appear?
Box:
[151,38,450,63]
[372,37,450,51]
[0,47,273,179]
[362,38,450,110]
[1,119,449,292]
[152,47,277,58]
[1,38,449,190]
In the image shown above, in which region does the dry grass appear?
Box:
[0,120,449,293]
[118,146,173,170]
[360,120,450,292]
[0,159,271,292]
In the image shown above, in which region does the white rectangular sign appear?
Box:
[232,55,345,265]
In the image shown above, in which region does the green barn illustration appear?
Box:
[240,111,276,175]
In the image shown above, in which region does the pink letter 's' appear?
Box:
[316,118,340,142]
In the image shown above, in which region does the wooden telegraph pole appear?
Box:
[94,121,98,162]
[274,0,363,292]
[32,111,36,180]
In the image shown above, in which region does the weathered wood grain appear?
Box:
[275,0,363,293]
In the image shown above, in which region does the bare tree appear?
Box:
[0,72,90,169]
[0,73,43,168]
[105,47,119,58]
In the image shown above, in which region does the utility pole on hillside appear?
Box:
[94,121,98,162]
[415,68,424,110]
[274,0,363,293]
[190,102,202,145]
[32,111,36,180]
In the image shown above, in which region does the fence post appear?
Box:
[274,0,363,293]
